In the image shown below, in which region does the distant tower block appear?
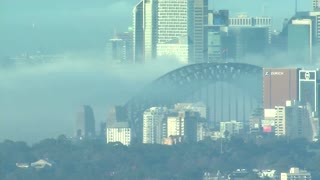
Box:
[75,105,95,139]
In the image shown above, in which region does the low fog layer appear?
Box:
[0,54,183,143]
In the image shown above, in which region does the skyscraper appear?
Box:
[299,70,319,113]
[107,38,124,63]
[133,0,208,64]
[188,0,208,63]
[156,0,189,63]
[75,105,95,139]
[263,68,299,109]
[133,1,144,63]
[288,19,313,64]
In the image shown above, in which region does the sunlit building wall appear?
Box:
[106,122,131,146]
[143,107,167,144]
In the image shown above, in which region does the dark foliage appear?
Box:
[1,136,320,180]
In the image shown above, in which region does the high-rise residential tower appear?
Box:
[143,107,167,144]
[75,105,95,139]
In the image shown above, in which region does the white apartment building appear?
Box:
[143,107,167,144]
[106,122,131,146]
[167,112,185,137]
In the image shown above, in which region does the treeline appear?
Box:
[1,136,320,180]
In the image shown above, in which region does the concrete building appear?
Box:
[229,14,272,44]
[143,107,167,144]
[274,100,313,141]
[188,0,208,63]
[133,0,208,64]
[133,1,145,63]
[166,110,201,142]
[263,68,299,109]
[106,122,131,146]
[174,102,207,119]
[156,0,189,64]
[288,19,313,64]
[167,112,185,137]
[220,120,243,138]
[107,38,125,63]
[299,70,319,113]
[280,167,311,180]
[75,105,95,139]
[117,29,134,63]
[228,26,269,60]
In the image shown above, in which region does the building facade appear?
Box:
[263,68,299,109]
[143,107,167,144]
[299,70,319,113]
[133,1,144,63]
[106,122,131,146]
[220,121,243,138]
[288,19,313,64]
[75,105,95,139]
[280,167,311,180]
[274,100,313,141]
[133,0,208,64]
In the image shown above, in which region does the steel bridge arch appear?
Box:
[125,62,262,113]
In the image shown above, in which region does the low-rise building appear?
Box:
[280,167,311,180]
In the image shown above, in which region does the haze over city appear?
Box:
[0,0,313,143]
[2,0,320,179]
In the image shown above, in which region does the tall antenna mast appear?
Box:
[295,0,298,14]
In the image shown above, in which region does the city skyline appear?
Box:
[1,0,320,143]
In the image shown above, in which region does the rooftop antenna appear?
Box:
[295,0,298,14]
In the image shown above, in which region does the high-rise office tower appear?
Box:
[188,0,208,63]
[227,14,271,60]
[75,105,95,139]
[263,68,299,109]
[143,107,167,144]
[133,1,144,63]
[117,29,134,63]
[133,0,208,64]
[133,0,158,63]
[299,70,319,113]
[229,15,272,44]
[156,0,189,64]
[288,19,313,64]
[107,38,124,63]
